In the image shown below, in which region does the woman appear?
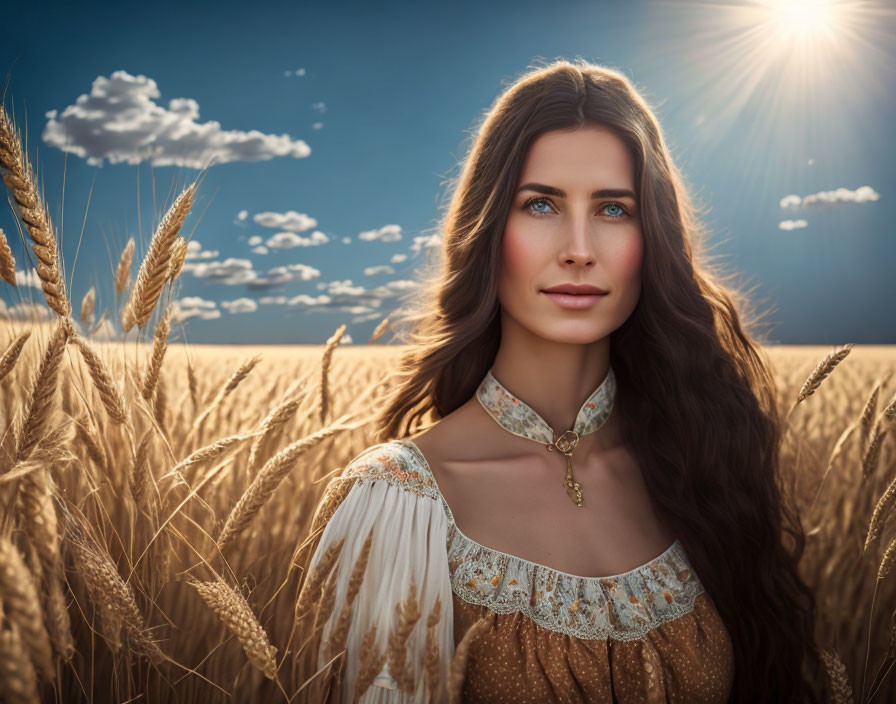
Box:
[294,59,828,703]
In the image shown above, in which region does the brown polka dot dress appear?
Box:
[298,439,734,704]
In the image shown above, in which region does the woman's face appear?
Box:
[497,125,643,345]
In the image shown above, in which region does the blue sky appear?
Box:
[0,0,893,344]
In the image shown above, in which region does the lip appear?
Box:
[542,291,607,310]
[541,283,608,295]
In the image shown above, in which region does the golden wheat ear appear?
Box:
[0,106,71,318]
[122,182,196,333]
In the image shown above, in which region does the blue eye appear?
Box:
[605,203,624,217]
[522,196,631,221]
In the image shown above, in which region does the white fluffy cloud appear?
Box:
[254,210,317,231]
[42,70,311,168]
[185,240,219,260]
[183,258,257,285]
[237,210,248,221]
[802,185,880,207]
[364,264,395,276]
[390,253,407,263]
[779,185,880,209]
[779,219,808,230]
[248,235,263,246]
[266,230,329,249]
[171,296,221,322]
[182,257,321,290]
[779,194,802,209]
[221,297,258,314]
[251,245,269,255]
[358,224,402,242]
[91,318,122,341]
[252,276,420,324]
[0,299,54,321]
[411,234,441,254]
[13,268,42,289]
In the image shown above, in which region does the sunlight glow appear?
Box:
[637,0,895,181]
[760,0,843,46]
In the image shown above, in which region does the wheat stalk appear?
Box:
[0,535,55,679]
[2,421,75,485]
[310,567,340,646]
[191,354,262,434]
[15,317,73,463]
[319,325,346,424]
[0,619,41,704]
[15,423,71,575]
[0,106,71,318]
[42,565,75,662]
[162,430,261,491]
[865,472,896,554]
[60,502,165,663]
[13,428,76,663]
[247,393,302,476]
[188,577,278,680]
[114,237,135,297]
[883,392,896,422]
[72,413,108,476]
[0,329,31,382]
[820,648,855,704]
[216,417,356,552]
[122,183,195,332]
[879,535,896,580]
[861,420,887,480]
[130,429,154,513]
[142,310,171,401]
[79,285,95,324]
[167,236,188,283]
[860,375,891,443]
[796,343,854,404]
[186,358,199,415]
[295,536,346,628]
[72,333,128,424]
[0,225,16,285]
[368,317,390,343]
[153,367,167,430]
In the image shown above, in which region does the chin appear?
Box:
[534,323,611,346]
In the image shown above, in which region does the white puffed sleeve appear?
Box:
[298,442,455,704]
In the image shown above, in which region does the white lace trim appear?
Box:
[393,438,704,641]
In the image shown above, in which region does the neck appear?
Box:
[488,323,617,452]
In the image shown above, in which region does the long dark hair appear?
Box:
[373,59,827,702]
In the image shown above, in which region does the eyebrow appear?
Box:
[517,183,636,200]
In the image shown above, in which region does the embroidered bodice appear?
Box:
[307,437,735,703]
[347,438,703,641]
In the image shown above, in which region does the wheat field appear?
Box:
[1,102,895,703]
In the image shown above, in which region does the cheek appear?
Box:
[615,234,643,281]
[499,225,538,286]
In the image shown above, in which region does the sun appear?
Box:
[759,0,842,45]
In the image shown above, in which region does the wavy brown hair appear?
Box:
[371,59,828,702]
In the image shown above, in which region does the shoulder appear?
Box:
[340,439,439,500]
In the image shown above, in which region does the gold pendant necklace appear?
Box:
[546,429,583,507]
[475,366,617,508]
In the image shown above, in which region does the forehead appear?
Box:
[519,126,634,187]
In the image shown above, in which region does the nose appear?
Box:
[559,209,597,266]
